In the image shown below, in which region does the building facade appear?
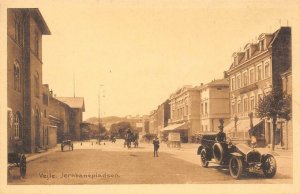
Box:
[166,86,200,142]
[149,110,157,134]
[199,79,230,132]
[7,8,51,153]
[55,97,85,140]
[156,100,170,134]
[280,69,292,149]
[225,27,291,147]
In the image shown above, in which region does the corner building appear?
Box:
[225,27,291,147]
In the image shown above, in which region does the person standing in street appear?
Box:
[153,136,160,157]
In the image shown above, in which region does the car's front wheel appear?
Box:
[229,156,243,179]
[262,155,277,178]
[200,149,209,167]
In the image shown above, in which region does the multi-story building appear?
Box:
[225,27,291,146]
[199,79,230,132]
[156,100,170,135]
[149,110,157,134]
[165,85,200,142]
[7,8,51,153]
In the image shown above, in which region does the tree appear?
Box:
[109,121,133,138]
[256,89,291,150]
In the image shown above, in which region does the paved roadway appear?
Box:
[7,140,292,184]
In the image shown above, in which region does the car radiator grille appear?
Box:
[246,151,261,163]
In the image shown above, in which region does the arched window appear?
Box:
[14,62,21,92]
[34,72,40,98]
[14,16,24,46]
[14,112,22,138]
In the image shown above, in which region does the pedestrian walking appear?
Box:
[153,136,160,157]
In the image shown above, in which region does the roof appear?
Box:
[29,8,51,35]
[55,97,85,111]
[228,27,290,72]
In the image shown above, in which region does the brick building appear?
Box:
[55,97,85,140]
[225,27,291,147]
[199,79,230,132]
[7,8,51,153]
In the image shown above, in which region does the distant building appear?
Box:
[163,85,200,142]
[149,110,157,134]
[7,8,51,153]
[225,27,291,147]
[199,79,230,132]
[55,97,85,140]
[48,91,72,143]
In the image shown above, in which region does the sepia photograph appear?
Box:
[1,0,300,193]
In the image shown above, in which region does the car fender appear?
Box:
[261,153,275,162]
[197,145,204,155]
[230,152,243,157]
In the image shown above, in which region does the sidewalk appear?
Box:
[25,145,60,162]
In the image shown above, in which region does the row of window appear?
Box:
[171,105,188,119]
[230,60,270,91]
[13,15,40,56]
[231,93,263,114]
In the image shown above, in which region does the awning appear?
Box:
[224,118,262,133]
[160,122,188,132]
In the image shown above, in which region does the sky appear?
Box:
[30,0,300,120]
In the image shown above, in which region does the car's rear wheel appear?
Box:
[229,156,243,179]
[200,149,209,167]
[262,155,277,178]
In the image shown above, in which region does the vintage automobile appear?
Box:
[61,140,74,152]
[197,133,277,179]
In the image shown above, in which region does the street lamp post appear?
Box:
[98,84,104,144]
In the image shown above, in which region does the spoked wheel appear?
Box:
[200,149,209,167]
[229,156,243,179]
[262,155,277,178]
[19,154,26,178]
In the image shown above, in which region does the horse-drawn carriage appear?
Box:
[124,131,139,148]
[8,138,27,178]
[61,140,74,152]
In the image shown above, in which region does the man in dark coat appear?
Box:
[216,125,226,142]
[153,136,160,157]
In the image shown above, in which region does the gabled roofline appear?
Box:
[29,8,51,35]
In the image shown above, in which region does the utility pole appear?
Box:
[98,84,104,142]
